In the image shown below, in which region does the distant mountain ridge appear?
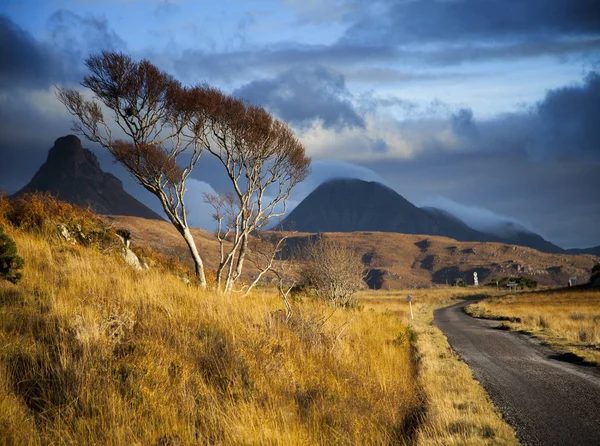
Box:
[567,246,600,257]
[14,135,163,221]
[283,178,566,254]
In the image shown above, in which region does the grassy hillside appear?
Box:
[1,195,422,444]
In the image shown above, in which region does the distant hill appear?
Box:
[282,179,443,234]
[283,178,565,253]
[14,135,163,221]
[567,245,600,257]
[106,215,597,289]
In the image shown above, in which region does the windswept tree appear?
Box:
[57,51,211,287]
[203,90,310,294]
[58,51,309,291]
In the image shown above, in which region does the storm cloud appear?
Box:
[342,0,600,44]
[0,14,64,88]
[445,71,600,161]
[234,66,364,130]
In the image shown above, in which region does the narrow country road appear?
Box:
[434,300,600,446]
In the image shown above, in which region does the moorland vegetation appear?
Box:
[0,192,521,444]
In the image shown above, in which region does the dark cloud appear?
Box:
[451,108,478,138]
[530,71,600,159]
[326,0,600,66]
[0,10,126,89]
[0,14,64,88]
[47,9,126,68]
[343,0,600,44]
[173,36,600,87]
[401,71,600,161]
[234,66,365,130]
[0,10,126,192]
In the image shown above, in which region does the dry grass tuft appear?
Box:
[467,289,600,364]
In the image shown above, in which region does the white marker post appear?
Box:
[473,272,479,287]
[407,295,414,320]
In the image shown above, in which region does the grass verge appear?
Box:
[466,289,600,365]
[360,288,520,445]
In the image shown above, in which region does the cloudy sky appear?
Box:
[1,0,599,248]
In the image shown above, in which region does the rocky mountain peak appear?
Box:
[14,135,163,221]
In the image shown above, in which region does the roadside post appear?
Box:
[407,295,414,320]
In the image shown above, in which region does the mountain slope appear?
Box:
[422,208,565,254]
[420,206,497,242]
[283,179,444,235]
[14,135,163,220]
[488,222,564,254]
[567,245,600,257]
[283,178,565,253]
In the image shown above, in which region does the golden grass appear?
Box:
[467,289,600,365]
[359,288,520,445]
[0,224,422,445]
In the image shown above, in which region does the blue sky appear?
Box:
[1,0,599,248]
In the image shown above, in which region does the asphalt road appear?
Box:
[434,300,600,446]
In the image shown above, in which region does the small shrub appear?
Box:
[0,227,24,284]
[0,192,10,223]
[492,276,537,289]
[299,235,366,307]
[8,192,119,250]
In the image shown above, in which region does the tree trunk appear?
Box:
[182,227,207,288]
[233,233,248,283]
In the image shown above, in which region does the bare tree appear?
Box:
[203,90,310,294]
[299,235,366,307]
[244,231,290,294]
[57,52,216,287]
[243,232,297,320]
[58,52,309,292]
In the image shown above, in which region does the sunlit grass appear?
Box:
[359,288,519,445]
[467,289,600,365]
[0,224,421,445]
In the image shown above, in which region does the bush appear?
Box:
[592,264,600,275]
[0,192,10,223]
[489,276,537,289]
[0,227,24,284]
[7,193,119,250]
[299,235,365,307]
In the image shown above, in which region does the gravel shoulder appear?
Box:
[434,300,600,446]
